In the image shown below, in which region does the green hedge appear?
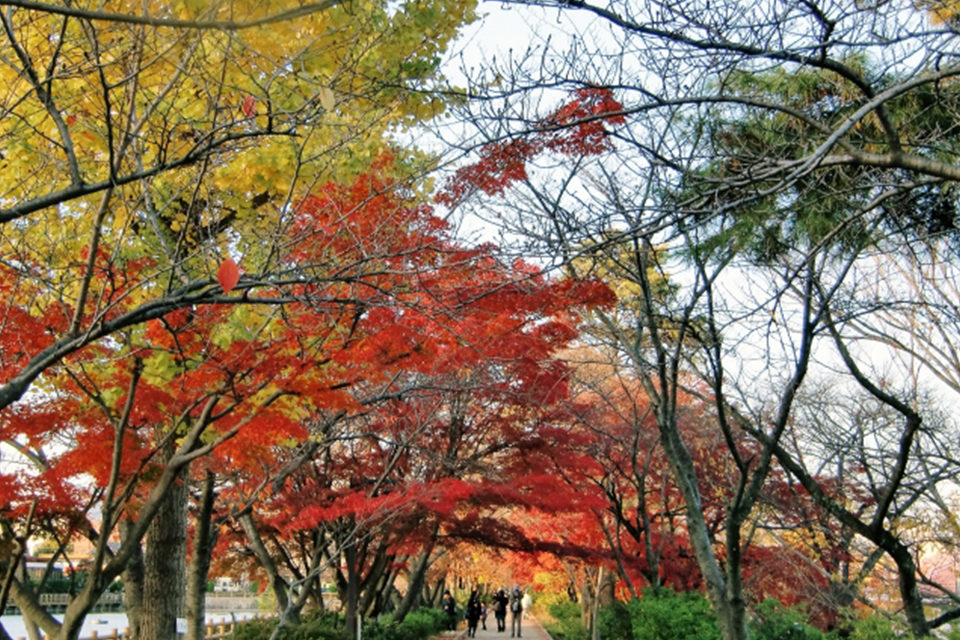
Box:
[363,609,446,640]
[543,600,588,640]
[628,588,721,640]
[541,589,914,640]
[749,599,825,640]
[596,600,632,640]
[230,608,446,640]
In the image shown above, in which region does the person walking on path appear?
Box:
[465,611,553,640]
[509,585,523,638]
[443,590,458,631]
[466,591,482,638]
[493,588,508,632]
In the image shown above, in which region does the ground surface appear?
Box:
[440,615,552,640]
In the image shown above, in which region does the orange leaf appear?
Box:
[217,257,240,293]
[241,95,256,118]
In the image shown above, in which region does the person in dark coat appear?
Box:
[493,588,509,632]
[442,590,458,631]
[509,585,523,638]
[466,591,482,638]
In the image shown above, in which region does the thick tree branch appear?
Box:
[0,1,344,30]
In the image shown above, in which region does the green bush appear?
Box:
[360,618,391,640]
[534,587,570,621]
[847,615,913,640]
[362,608,446,640]
[32,573,90,594]
[399,609,441,640]
[597,600,632,640]
[749,599,824,640]
[543,600,587,640]
[230,616,278,640]
[227,606,449,640]
[284,611,347,640]
[414,608,447,631]
[627,588,721,640]
[547,600,580,623]
[229,611,347,640]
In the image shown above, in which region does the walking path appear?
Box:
[442,615,552,640]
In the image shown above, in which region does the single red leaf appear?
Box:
[241,95,256,118]
[217,257,240,293]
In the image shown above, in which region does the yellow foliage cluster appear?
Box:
[0,0,475,353]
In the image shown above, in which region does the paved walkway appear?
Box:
[442,615,551,640]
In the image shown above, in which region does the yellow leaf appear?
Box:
[319,86,336,111]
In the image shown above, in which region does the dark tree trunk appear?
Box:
[358,545,390,618]
[344,543,360,640]
[394,530,437,621]
[140,469,188,640]
[186,471,218,640]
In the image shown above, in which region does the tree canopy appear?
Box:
[6,1,960,640]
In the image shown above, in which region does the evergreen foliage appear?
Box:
[229,609,446,640]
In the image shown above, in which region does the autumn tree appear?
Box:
[0,3,479,637]
[435,47,953,640]
[0,0,475,411]
[557,349,715,595]
[222,221,615,634]
[435,0,960,635]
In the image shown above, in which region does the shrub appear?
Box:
[399,609,441,640]
[360,618,391,640]
[627,587,721,640]
[533,588,567,620]
[597,600,632,640]
[229,611,347,640]
[362,608,446,640]
[749,599,824,640]
[847,615,913,640]
[543,600,588,640]
[230,607,444,640]
[284,611,347,640]
[230,616,277,640]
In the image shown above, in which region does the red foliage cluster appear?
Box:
[436,88,625,206]
[2,149,623,628]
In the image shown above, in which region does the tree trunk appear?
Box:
[238,513,293,620]
[8,579,61,638]
[187,471,218,640]
[394,530,437,621]
[658,414,745,640]
[14,560,43,640]
[425,578,445,608]
[140,469,188,640]
[121,518,145,640]
[882,534,930,637]
[344,543,360,640]
[358,545,390,618]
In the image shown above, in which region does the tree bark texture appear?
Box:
[140,470,188,640]
[187,472,218,640]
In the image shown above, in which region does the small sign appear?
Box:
[176,618,188,635]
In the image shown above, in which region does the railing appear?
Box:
[12,615,264,640]
[3,593,257,616]
[37,593,123,608]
